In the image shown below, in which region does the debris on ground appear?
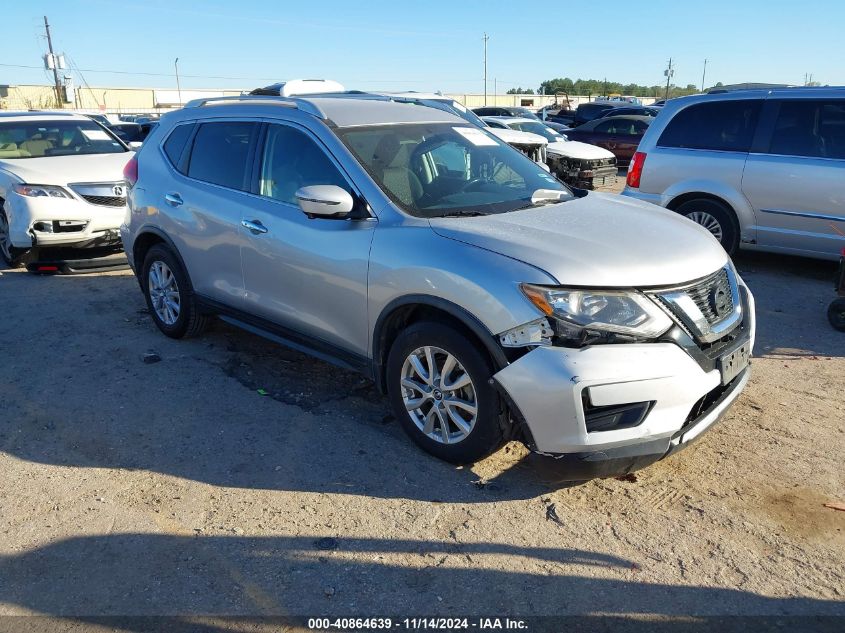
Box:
[616,473,638,483]
[823,502,845,512]
[141,352,161,364]
[545,503,564,527]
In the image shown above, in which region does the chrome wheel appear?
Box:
[0,211,13,262]
[685,211,724,242]
[400,346,478,445]
[148,261,181,325]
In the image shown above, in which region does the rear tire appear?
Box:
[828,298,845,332]
[386,321,505,464]
[674,198,739,255]
[141,244,209,339]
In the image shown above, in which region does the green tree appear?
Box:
[506,87,534,94]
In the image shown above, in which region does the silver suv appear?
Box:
[623,87,845,260]
[121,93,755,478]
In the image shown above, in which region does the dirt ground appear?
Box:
[1,236,843,624]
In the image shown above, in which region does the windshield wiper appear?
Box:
[436,210,488,218]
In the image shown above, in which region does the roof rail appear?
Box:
[182,95,325,119]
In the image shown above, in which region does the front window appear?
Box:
[338,123,570,218]
[0,120,127,159]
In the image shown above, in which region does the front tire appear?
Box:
[674,198,739,255]
[0,207,30,269]
[141,244,209,338]
[386,321,505,464]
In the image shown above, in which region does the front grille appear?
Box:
[650,266,741,345]
[685,268,733,325]
[81,194,126,207]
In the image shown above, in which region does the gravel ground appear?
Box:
[0,241,843,623]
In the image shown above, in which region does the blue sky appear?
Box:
[3,0,843,93]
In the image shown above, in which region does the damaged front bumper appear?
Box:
[492,328,753,480]
[6,190,125,249]
[547,155,617,189]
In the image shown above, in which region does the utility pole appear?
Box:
[664,57,674,100]
[701,59,708,91]
[43,16,63,108]
[483,32,489,105]
[174,57,182,105]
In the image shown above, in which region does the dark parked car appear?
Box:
[595,106,661,119]
[570,102,629,127]
[472,106,540,120]
[565,115,652,164]
[108,122,144,144]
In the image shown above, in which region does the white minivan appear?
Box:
[623,87,845,260]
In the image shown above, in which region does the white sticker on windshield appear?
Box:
[81,129,111,141]
[453,126,498,146]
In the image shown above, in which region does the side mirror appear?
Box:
[295,185,354,218]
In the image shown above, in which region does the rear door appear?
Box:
[164,119,259,307]
[741,97,845,258]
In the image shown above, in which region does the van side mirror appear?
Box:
[295,185,354,218]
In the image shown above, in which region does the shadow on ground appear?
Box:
[1,533,843,622]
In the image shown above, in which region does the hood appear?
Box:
[487,127,547,147]
[546,140,615,161]
[0,152,133,185]
[429,192,728,287]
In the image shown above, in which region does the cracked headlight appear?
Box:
[13,184,72,199]
[520,284,673,341]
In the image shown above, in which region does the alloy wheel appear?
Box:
[685,211,724,242]
[148,261,181,325]
[400,346,478,445]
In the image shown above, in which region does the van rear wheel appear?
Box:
[674,198,739,255]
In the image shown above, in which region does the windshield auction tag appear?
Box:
[81,129,112,141]
[453,127,498,146]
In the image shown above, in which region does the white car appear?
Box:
[0,112,132,268]
[484,116,618,189]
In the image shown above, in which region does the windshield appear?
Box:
[505,121,566,143]
[0,120,127,159]
[339,123,571,218]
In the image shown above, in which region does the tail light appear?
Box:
[626,151,646,189]
[123,156,138,187]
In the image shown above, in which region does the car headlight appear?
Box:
[520,284,673,342]
[13,184,72,199]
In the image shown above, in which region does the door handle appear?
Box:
[164,192,183,207]
[242,219,269,235]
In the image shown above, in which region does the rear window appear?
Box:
[186,122,256,190]
[658,100,761,152]
[163,123,194,168]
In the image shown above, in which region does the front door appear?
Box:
[239,123,376,360]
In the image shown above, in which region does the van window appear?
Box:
[163,123,194,170]
[186,122,256,190]
[768,100,845,159]
[658,100,761,152]
[259,124,351,205]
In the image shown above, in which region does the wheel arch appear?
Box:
[372,295,509,394]
[131,227,192,289]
